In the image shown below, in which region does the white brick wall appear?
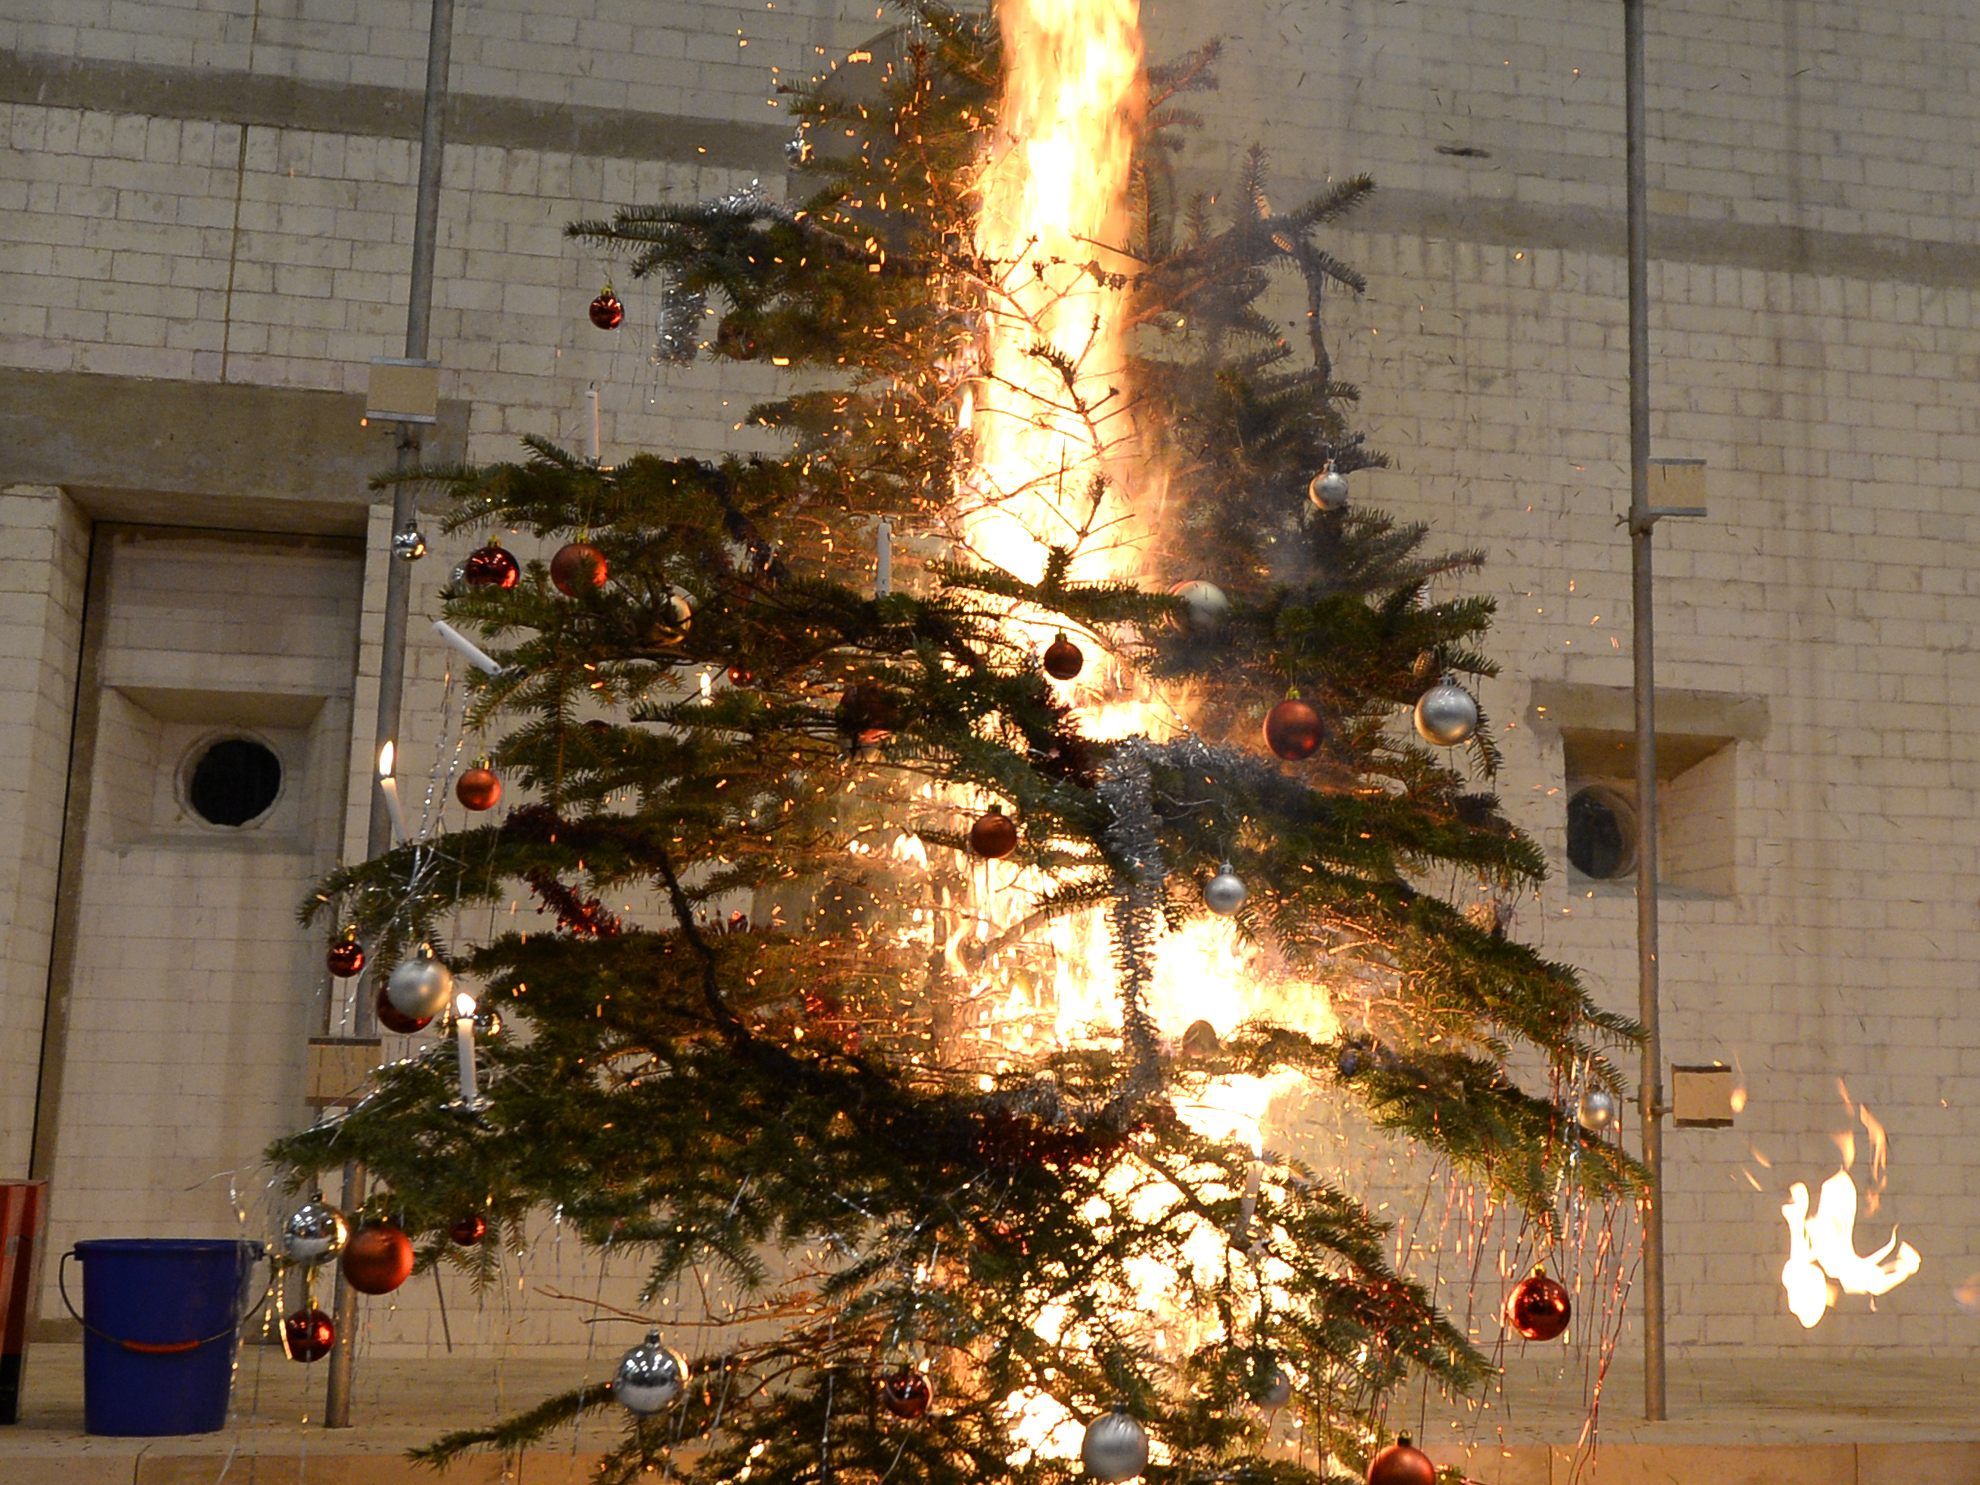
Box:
[2,0,1977,1363]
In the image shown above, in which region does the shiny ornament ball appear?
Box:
[1308,463,1350,511]
[550,541,609,595]
[391,522,427,562]
[386,949,454,1022]
[969,806,1019,859]
[784,131,815,166]
[280,1192,349,1266]
[1169,579,1230,634]
[1506,1266,1572,1342]
[456,765,502,812]
[375,985,432,1035]
[880,1367,932,1420]
[1081,1407,1150,1482]
[1413,680,1480,747]
[1043,631,1085,680]
[1203,862,1248,915]
[1577,1086,1620,1131]
[341,1221,414,1295]
[614,1329,689,1415]
[645,587,695,646]
[589,288,625,330]
[326,935,365,979]
[1367,1434,1437,1485]
[1255,1364,1294,1409]
[461,541,519,590]
[282,1306,336,1363]
[726,664,755,686]
[449,1212,487,1247]
[1264,697,1325,761]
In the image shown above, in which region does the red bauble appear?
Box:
[726,664,755,686]
[282,1306,336,1363]
[879,1368,931,1420]
[462,541,520,590]
[589,288,624,330]
[341,1221,415,1296]
[550,541,609,595]
[326,937,365,978]
[836,683,902,746]
[1263,697,1325,761]
[968,806,1019,859]
[375,985,432,1035]
[1506,1265,1572,1342]
[456,765,503,812]
[1367,1434,1436,1485]
[1042,631,1084,681]
[449,1213,487,1247]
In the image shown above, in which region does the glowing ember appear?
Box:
[1778,1089,1920,1328]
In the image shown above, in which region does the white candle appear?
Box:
[587,382,601,463]
[875,517,893,597]
[432,620,503,676]
[377,742,409,844]
[454,991,479,1104]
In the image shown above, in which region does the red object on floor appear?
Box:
[0,1181,48,1423]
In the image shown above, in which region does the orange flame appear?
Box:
[1779,1088,1921,1329]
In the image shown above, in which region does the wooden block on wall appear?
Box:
[307,1037,380,1108]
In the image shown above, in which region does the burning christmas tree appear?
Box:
[276,3,1641,1479]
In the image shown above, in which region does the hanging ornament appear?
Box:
[1577,1086,1620,1131]
[1081,1407,1150,1483]
[726,663,754,686]
[1168,579,1229,634]
[1505,1264,1572,1342]
[326,930,365,979]
[280,1191,348,1266]
[589,284,625,330]
[1254,1363,1294,1409]
[391,521,427,562]
[645,586,695,646]
[784,129,814,166]
[614,1329,689,1414]
[1043,631,1085,681]
[1409,649,1440,685]
[282,1306,336,1363]
[968,804,1019,860]
[461,540,520,590]
[1413,678,1480,747]
[1264,695,1325,761]
[836,683,903,747]
[879,1366,931,1420]
[456,762,502,812]
[341,1219,414,1296]
[386,946,454,1023]
[550,540,609,596]
[375,985,433,1035]
[1308,460,1350,511]
[1367,1433,1437,1485]
[1203,861,1248,916]
[449,1212,487,1247]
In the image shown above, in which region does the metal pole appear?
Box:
[324,0,455,1429]
[1623,0,1668,1424]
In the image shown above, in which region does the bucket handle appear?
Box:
[58,1245,273,1355]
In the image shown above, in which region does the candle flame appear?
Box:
[377,740,396,777]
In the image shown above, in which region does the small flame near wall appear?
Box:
[1778,1080,1921,1329]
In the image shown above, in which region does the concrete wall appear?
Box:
[1,0,1975,1365]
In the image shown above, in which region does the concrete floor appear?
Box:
[2,1343,1978,1483]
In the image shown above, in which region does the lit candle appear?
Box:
[377,742,409,844]
[699,668,714,704]
[875,518,892,597]
[1234,1135,1264,1249]
[453,990,479,1104]
[432,620,503,676]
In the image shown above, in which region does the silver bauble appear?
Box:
[1168,579,1229,634]
[386,949,454,1022]
[1577,1086,1620,1131]
[648,586,695,646]
[1412,679,1479,747]
[1081,1407,1149,1482]
[280,1191,349,1266]
[1256,1364,1294,1409]
[614,1329,689,1414]
[391,521,428,561]
[1307,464,1349,510]
[784,131,815,166]
[1203,862,1248,916]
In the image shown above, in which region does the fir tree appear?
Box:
[278,5,1641,1480]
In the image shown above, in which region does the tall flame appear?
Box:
[1779,1089,1921,1328]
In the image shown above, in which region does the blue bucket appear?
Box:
[61,1239,268,1436]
